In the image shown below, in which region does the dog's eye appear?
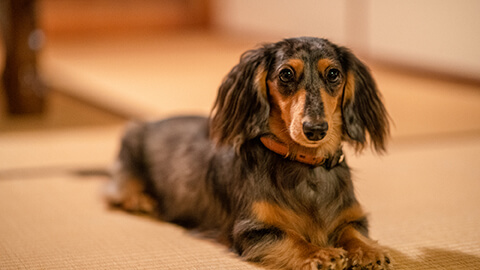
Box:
[279,68,295,83]
[326,68,340,83]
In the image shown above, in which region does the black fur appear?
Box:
[105,37,392,270]
[337,46,390,152]
[210,47,272,151]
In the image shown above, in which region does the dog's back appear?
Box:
[104,116,225,229]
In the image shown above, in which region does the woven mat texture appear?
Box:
[1,136,479,269]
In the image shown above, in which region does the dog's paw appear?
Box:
[346,245,392,270]
[302,247,348,270]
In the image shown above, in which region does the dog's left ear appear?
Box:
[339,47,390,153]
[210,46,271,151]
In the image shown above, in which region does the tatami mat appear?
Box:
[0,176,260,270]
[1,136,479,269]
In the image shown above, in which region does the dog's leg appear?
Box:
[336,226,392,270]
[103,122,157,214]
[233,221,348,270]
[103,160,156,214]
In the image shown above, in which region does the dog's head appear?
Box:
[210,37,389,155]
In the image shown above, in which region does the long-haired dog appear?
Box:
[104,37,391,270]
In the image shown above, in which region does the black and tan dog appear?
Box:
[104,37,391,270]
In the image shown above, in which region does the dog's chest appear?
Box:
[276,165,343,205]
[251,167,349,245]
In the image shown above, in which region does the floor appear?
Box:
[1,31,480,269]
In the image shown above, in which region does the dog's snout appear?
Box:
[302,121,328,141]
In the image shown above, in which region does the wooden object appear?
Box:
[1,0,46,115]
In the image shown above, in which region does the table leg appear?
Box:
[1,0,46,115]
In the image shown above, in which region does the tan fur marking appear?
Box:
[253,201,308,232]
[268,80,307,147]
[317,58,334,74]
[343,72,355,106]
[104,176,156,214]
[256,68,268,98]
[326,203,365,233]
[336,226,391,267]
[268,77,343,157]
[251,201,349,269]
[287,59,304,79]
[320,90,340,120]
[252,201,327,245]
[253,232,348,270]
[314,89,343,156]
[289,90,308,144]
[266,58,351,157]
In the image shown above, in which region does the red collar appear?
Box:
[260,136,326,166]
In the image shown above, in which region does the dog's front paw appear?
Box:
[302,247,348,270]
[346,245,392,270]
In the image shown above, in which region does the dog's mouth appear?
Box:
[292,135,327,148]
[289,124,328,148]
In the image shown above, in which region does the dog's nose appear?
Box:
[302,121,328,141]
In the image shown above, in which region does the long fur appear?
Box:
[104,37,392,270]
[210,46,272,151]
[337,46,390,152]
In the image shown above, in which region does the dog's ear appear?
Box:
[339,47,390,153]
[210,47,271,150]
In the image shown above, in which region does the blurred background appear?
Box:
[1,1,480,269]
[2,0,479,172]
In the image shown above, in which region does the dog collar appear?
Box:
[260,136,342,167]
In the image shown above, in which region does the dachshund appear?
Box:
[103,37,391,270]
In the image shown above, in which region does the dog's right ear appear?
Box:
[210,46,271,151]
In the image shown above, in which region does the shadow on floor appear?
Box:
[389,246,480,269]
[0,89,126,133]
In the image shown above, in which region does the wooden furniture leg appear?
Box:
[1,0,46,115]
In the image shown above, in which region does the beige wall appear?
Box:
[213,0,348,44]
[212,0,480,80]
[368,0,480,80]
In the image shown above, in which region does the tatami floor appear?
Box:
[1,31,480,269]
